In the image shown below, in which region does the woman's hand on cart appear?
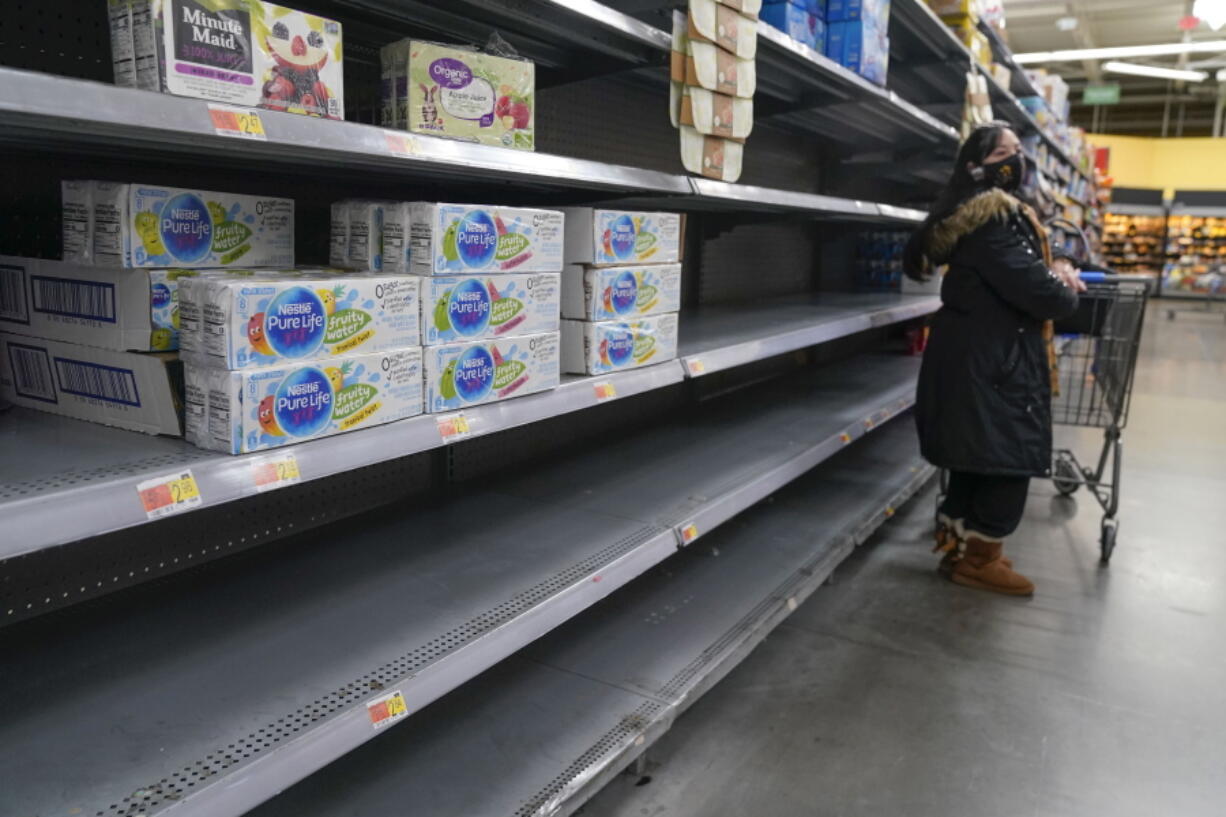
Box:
[1053,257,1088,293]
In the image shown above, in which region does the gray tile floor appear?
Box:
[582,307,1226,817]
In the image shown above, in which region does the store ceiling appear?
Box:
[1002,0,1226,136]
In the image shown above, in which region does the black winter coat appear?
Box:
[914,189,1079,477]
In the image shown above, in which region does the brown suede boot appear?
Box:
[934,518,1010,577]
[950,534,1034,596]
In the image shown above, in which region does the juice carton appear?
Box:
[187,273,421,368]
[410,203,564,275]
[423,331,559,413]
[347,201,386,272]
[421,273,560,345]
[561,264,683,321]
[402,39,535,151]
[108,0,137,87]
[561,208,682,266]
[131,0,344,119]
[561,314,680,375]
[329,201,350,268]
[76,181,295,268]
[62,180,95,264]
[184,347,424,453]
[0,255,201,352]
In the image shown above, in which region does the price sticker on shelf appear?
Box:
[678,522,699,546]
[686,359,706,376]
[208,104,267,141]
[839,432,852,445]
[885,506,896,518]
[251,453,301,493]
[593,381,617,402]
[436,413,472,443]
[367,690,409,729]
[384,132,417,157]
[137,470,202,519]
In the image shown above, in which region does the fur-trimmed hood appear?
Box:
[923,188,1023,266]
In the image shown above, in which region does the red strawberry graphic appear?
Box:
[291,35,307,58]
[495,95,512,118]
[490,346,505,367]
[487,279,502,300]
[601,229,613,257]
[494,214,508,236]
[509,101,531,129]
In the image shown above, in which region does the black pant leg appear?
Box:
[938,470,975,521]
[964,475,1031,539]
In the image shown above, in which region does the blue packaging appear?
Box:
[828,0,889,24]
[824,20,846,60]
[762,1,812,44]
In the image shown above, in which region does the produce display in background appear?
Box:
[107,0,344,120]
[381,39,535,151]
[1163,215,1226,296]
[670,0,759,182]
[853,230,907,291]
[1102,213,1165,277]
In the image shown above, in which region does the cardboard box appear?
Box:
[561,314,679,375]
[423,331,559,413]
[421,272,559,345]
[561,208,683,267]
[561,264,682,321]
[403,39,535,150]
[184,272,421,369]
[1,332,182,435]
[0,255,198,352]
[185,346,423,453]
[410,203,564,275]
[127,0,344,119]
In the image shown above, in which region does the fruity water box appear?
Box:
[561,208,683,266]
[187,273,421,369]
[83,182,294,268]
[404,39,535,151]
[420,273,559,346]
[410,203,564,275]
[423,331,559,413]
[185,347,423,453]
[0,255,198,352]
[561,263,683,321]
[133,0,344,119]
[560,314,680,375]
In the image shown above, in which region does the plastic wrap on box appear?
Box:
[423,332,560,413]
[421,273,560,345]
[561,314,679,375]
[561,264,683,321]
[561,208,682,266]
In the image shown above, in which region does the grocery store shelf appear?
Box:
[678,293,940,376]
[0,354,922,817]
[0,363,682,560]
[246,418,934,817]
[1107,204,1167,217]
[888,0,974,114]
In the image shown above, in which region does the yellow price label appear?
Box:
[208,104,267,141]
[687,359,706,376]
[680,522,699,545]
[252,453,301,493]
[367,690,409,729]
[437,413,472,442]
[594,382,617,401]
[137,469,203,519]
[839,432,852,444]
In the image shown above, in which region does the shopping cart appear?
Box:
[1049,271,1148,562]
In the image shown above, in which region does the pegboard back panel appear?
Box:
[1,451,434,627]
[698,220,820,304]
[0,0,112,80]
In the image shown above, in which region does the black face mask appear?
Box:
[979,153,1025,192]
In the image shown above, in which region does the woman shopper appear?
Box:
[904,123,1086,597]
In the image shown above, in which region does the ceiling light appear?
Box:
[1015,40,1226,63]
[1218,67,1226,80]
[1194,0,1226,30]
[1056,16,1079,31]
[1104,60,1209,82]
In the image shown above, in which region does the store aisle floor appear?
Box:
[581,308,1226,817]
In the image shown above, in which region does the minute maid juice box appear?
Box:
[561,263,682,321]
[184,348,423,453]
[561,208,683,267]
[80,182,295,268]
[410,203,564,275]
[422,273,559,345]
[191,273,420,368]
[560,314,679,375]
[424,332,560,413]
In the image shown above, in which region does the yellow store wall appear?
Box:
[1089,133,1226,197]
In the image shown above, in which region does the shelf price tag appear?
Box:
[686,359,706,376]
[839,432,852,445]
[137,470,202,519]
[208,104,267,141]
[593,381,617,402]
[678,522,699,546]
[252,453,301,493]
[367,690,409,729]
[385,132,416,157]
[437,413,472,443]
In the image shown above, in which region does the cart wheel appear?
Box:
[1052,458,1080,496]
[1100,520,1118,564]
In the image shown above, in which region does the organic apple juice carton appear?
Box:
[424,331,560,414]
[185,347,423,454]
[561,263,682,321]
[79,182,295,268]
[188,273,420,369]
[409,203,564,275]
[406,39,535,150]
[137,0,344,119]
[421,272,559,345]
[561,208,683,267]
[560,314,679,375]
